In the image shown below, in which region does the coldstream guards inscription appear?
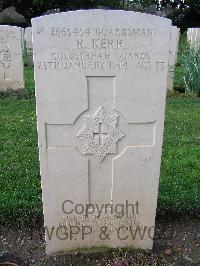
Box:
[32,10,172,254]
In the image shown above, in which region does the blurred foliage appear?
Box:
[161,0,200,30]
[173,33,200,96]
[181,46,200,97]
[0,0,199,29]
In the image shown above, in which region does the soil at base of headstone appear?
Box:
[0,215,199,266]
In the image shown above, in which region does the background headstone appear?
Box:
[32,10,172,254]
[21,27,25,51]
[167,26,180,90]
[24,27,33,66]
[0,6,25,25]
[0,25,24,91]
[187,28,200,47]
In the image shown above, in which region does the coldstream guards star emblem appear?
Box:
[77,106,125,161]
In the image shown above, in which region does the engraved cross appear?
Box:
[46,76,155,205]
[93,123,108,145]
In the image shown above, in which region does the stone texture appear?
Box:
[187,28,200,47]
[32,10,172,254]
[24,27,33,66]
[167,26,180,90]
[21,28,25,50]
[0,25,24,91]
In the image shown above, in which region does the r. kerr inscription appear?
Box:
[36,26,165,72]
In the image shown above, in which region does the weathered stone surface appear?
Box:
[0,25,24,91]
[24,27,33,66]
[167,26,180,90]
[187,28,200,47]
[21,28,25,51]
[32,10,171,254]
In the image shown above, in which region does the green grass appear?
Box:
[0,67,41,225]
[24,66,35,96]
[158,97,200,215]
[0,98,42,224]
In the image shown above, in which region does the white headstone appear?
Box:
[21,28,25,50]
[167,26,180,90]
[32,10,172,254]
[187,28,200,47]
[24,27,33,66]
[0,25,24,91]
